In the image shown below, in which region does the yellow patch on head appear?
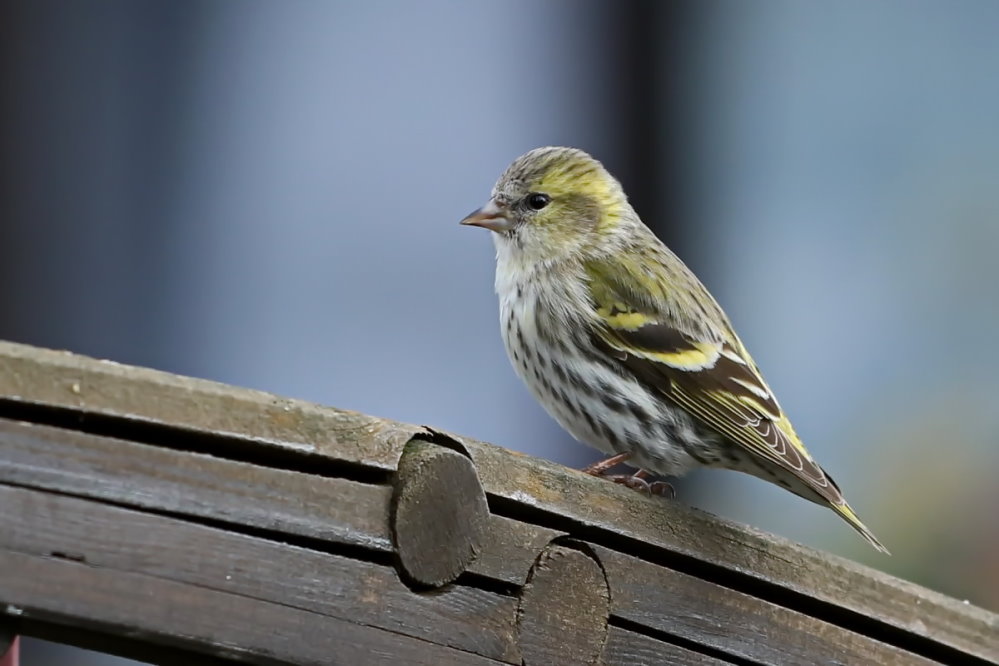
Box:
[537,161,611,199]
[518,148,627,231]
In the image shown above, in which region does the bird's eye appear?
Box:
[525,193,551,211]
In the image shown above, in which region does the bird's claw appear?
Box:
[581,454,675,499]
[606,472,675,499]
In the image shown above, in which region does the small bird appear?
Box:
[461,146,888,553]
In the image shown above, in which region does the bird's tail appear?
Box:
[832,502,890,555]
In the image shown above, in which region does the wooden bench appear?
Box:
[0,341,995,665]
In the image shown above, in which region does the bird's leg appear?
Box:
[580,452,632,476]
[607,469,676,499]
[581,454,676,498]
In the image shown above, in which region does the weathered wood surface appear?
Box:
[517,543,610,666]
[392,440,490,587]
[0,340,996,665]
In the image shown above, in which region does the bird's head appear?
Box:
[461,147,633,263]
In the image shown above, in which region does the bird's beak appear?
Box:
[460,199,513,232]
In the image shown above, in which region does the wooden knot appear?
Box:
[517,542,610,666]
[391,439,489,587]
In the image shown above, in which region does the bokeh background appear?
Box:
[2,1,997,663]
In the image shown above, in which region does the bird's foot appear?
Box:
[580,452,632,476]
[607,470,675,499]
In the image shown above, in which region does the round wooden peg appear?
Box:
[392,439,489,587]
[517,542,610,665]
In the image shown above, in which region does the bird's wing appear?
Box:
[583,255,838,499]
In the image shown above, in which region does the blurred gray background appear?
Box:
[1,1,997,663]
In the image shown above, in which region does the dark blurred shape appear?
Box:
[0,634,17,666]
[0,1,199,369]
[610,0,699,249]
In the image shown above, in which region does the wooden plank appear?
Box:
[516,544,609,666]
[0,549,506,666]
[591,545,939,666]
[459,434,999,664]
[0,418,394,552]
[602,626,730,666]
[471,515,563,586]
[0,484,520,664]
[0,418,564,591]
[24,623,234,666]
[0,341,417,470]
[0,341,996,663]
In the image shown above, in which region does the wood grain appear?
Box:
[516,543,609,666]
[22,624,231,666]
[0,341,417,470]
[0,549,506,666]
[602,626,729,666]
[392,440,489,587]
[473,515,564,586]
[591,544,938,666]
[0,417,559,587]
[0,340,996,664]
[0,418,394,551]
[460,435,999,664]
[0,483,520,664]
